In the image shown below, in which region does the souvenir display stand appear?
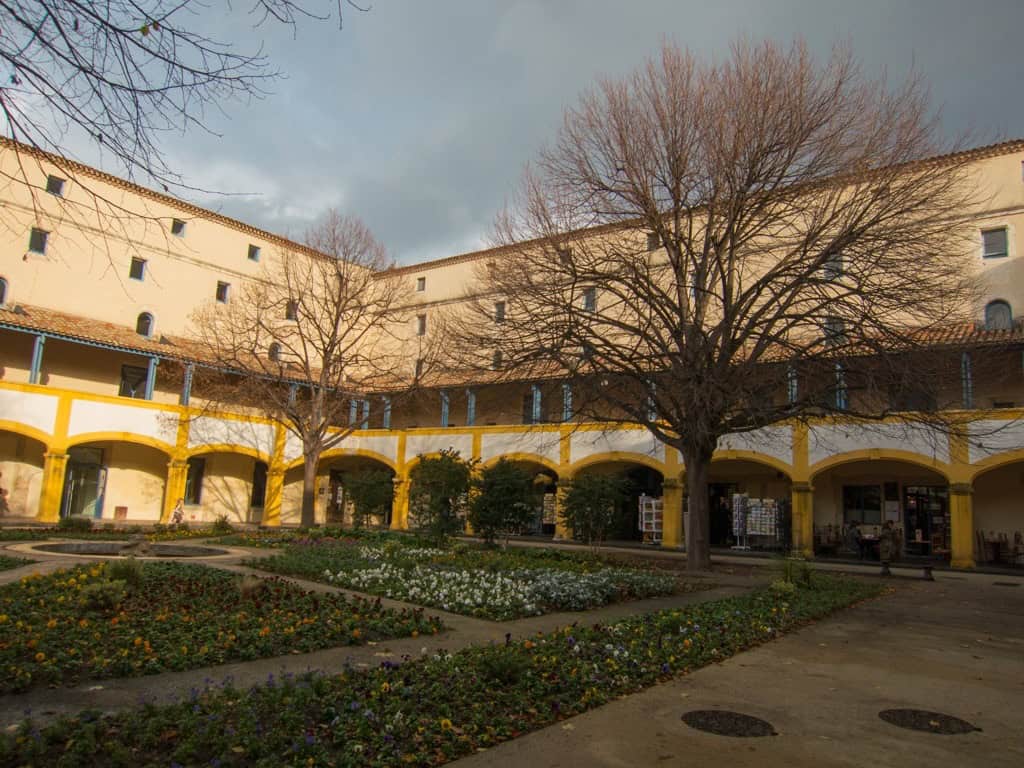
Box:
[638,495,663,544]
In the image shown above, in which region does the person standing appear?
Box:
[879,520,898,576]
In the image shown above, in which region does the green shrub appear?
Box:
[409,449,475,543]
[107,556,144,587]
[56,516,93,533]
[80,579,127,612]
[341,469,394,528]
[468,459,537,546]
[477,646,529,685]
[777,555,814,588]
[559,473,629,550]
[211,514,234,535]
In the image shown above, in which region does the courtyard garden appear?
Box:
[249,534,686,620]
[0,560,442,693]
[0,574,883,767]
[0,556,31,572]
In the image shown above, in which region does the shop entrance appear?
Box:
[709,483,738,547]
[327,469,347,524]
[61,447,106,518]
[903,486,950,558]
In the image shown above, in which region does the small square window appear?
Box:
[216,281,230,303]
[823,251,844,279]
[416,277,426,291]
[129,257,146,281]
[494,301,506,323]
[285,299,298,321]
[646,232,661,251]
[982,227,1008,259]
[582,287,597,312]
[556,247,573,264]
[118,364,149,399]
[491,350,503,370]
[416,314,427,336]
[28,228,48,254]
[171,218,186,237]
[46,175,65,196]
[248,244,260,261]
[823,315,846,345]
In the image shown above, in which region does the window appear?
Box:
[268,343,281,362]
[184,457,206,505]
[170,218,186,237]
[248,244,261,262]
[984,300,1013,331]
[556,247,573,265]
[823,315,846,345]
[521,393,534,424]
[216,281,230,303]
[129,257,146,281]
[414,358,424,377]
[823,251,844,279]
[416,314,427,336]
[0,277,7,305]
[416,276,426,292]
[118,365,148,399]
[250,461,268,508]
[46,175,65,196]
[135,312,154,337]
[28,228,48,254]
[285,299,298,321]
[982,227,1008,259]
[582,287,597,312]
[646,232,661,251]
[494,301,506,324]
[491,350,503,370]
[842,484,882,525]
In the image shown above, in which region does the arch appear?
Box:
[64,432,174,457]
[984,299,1013,331]
[285,447,398,474]
[136,311,154,337]
[401,451,446,477]
[968,448,1024,483]
[568,450,666,479]
[480,452,561,476]
[186,443,272,464]
[710,450,793,479]
[809,449,951,483]
[0,420,52,450]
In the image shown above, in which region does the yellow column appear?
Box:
[554,478,573,540]
[661,478,684,549]
[36,451,69,524]
[949,482,975,569]
[790,482,814,558]
[162,459,189,523]
[390,476,410,531]
[261,424,288,527]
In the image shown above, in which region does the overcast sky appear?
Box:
[95,1,1024,264]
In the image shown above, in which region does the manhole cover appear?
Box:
[878,709,981,734]
[681,710,777,737]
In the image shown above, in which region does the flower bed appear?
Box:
[255,541,683,619]
[0,576,883,767]
[0,562,442,693]
[0,556,31,572]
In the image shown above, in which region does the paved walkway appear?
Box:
[452,576,1024,768]
[0,542,754,728]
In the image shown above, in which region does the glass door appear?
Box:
[61,449,106,519]
[903,486,949,557]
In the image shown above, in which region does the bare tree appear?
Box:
[459,40,982,571]
[191,210,426,528]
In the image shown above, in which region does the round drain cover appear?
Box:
[681,710,777,737]
[878,709,980,735]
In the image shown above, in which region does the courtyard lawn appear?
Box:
[251,537,689,620]
[0,561,442,693]
[0,556,31,572]
[1,575,883,768]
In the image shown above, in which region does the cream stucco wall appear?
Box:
[0,432,45,517]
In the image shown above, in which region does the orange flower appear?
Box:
[78,619,89,629]
[46,619,57,629]
[351,628,362,639]
[259,626,271,637]
[134,637,143,647]
[34,652,45,662]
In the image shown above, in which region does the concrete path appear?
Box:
[452,575,1024,768]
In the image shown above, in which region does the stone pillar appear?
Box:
[554,478,573,540]
[790,482,814,558]
[949,482,975,569]
[661,478,684,549]
[162,459,189,524]
[36,452,69,523]
[390,476,410,531]
[262,468,285,527]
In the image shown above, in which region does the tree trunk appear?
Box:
[300,450,320,528]
[682,444,713,572]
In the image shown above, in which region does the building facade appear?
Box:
[1,139,1023,568]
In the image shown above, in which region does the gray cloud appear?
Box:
[133,1,1024,262]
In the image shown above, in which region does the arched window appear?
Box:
[135,312,153,337]
[0,276,7,305]
[984,300,1013,331]
[268,342,281,362]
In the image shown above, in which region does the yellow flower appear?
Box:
[380,682,391,693]
[439,718,453,732]
[0,615,7,623]
[78,618,89,628]
[134,637,143,647]
[181,645,188,654]
[46,619,57,629]
[34,652,45,662]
